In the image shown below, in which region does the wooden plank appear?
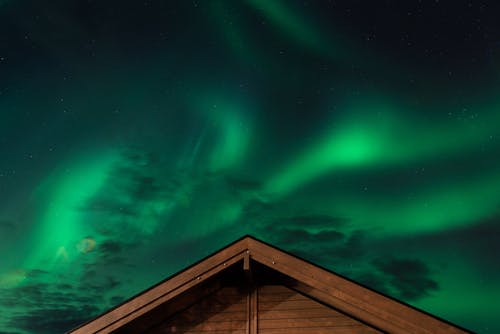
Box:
[259,299,326,311]
[184,310,247,322]
[145,285,248,334]
[292,281,408,333]
[257,284,382,333]
[259,308,347,320]
[258,293,307,302]
[177,331,246,334]
[249,286,258,334]
[167,287,247,324]
[258,285,294,293]
[257,285,308,302]
[244,252,250,271]
[259,317,371,329]
[211,286,248,297]
[168,319,247,331]
[163,299,247,322]
[246,288,250,334]
[259,327,381,334]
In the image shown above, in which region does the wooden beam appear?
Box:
[249,286,258,334]
[244,251,250,271]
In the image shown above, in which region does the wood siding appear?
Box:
[146,286,248,334]
[258,285,383,334]
[144,284,383,334]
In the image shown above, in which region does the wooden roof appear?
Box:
[69,235,470,334]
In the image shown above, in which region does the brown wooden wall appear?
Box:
[258,285,382,334]
[146,286,248,334]
[144,284,383,334]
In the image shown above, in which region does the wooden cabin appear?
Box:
[69,236,470,334]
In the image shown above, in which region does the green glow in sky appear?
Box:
[245,0,334,57]
[265,97,500,197]
[24,149,119,270]
[0,1,498,333]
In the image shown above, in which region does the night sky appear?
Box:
[1,1,499,333]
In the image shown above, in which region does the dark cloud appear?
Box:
[250,213,365,267]
[332,230,367,260]
[83,198,138,218]
[379,215,500,277]
[109,295,126,306]
[93,239,140,267]
[0,279,105,334]
[248,211,438,302]
[78,263,121,294]
[372,257,439,300]
[0,221,16,231]
[99,239,124,254]
[78,150,176,244]
[81,276,121,294]
[240,198,275,222]
[0,281,96,309]
[354,272,392,295]
[253,214,346,243]
[6,305,99,334]
[225,176,262,192]
[281,214,348,229]
[430,217,500,265]
[25,269,49,278]
[264,227,345,248]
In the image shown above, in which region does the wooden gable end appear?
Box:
[69,236,471,334]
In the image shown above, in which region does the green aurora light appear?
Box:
[0,1,499,333]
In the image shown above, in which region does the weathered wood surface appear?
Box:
[258,285,381,334]
[147,286,248,334]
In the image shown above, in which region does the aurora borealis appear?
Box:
[1,0,499,332]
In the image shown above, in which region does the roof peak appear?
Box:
[69,235,470,334]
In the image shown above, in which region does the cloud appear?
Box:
[248,211,439,302]
[240,198,275,221]
[0,280,98,333]
[378,214,500,277]
[0,221,16,231]
[224,175,262,192]
[79,149,182,238]
[6,305,99,334]
[280,214,348,229]
[371,257,439,300]
[93,239,140,267]
[0,268,123,334]
[250,213,366,267]
[109,295,126,306]
[354,272,392,295]
[99,239,124,254]
[25,269,49,278]
[427,217,500,266]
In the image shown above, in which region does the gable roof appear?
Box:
[69,235,470,334]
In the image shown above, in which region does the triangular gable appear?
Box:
[69,236,470,334]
